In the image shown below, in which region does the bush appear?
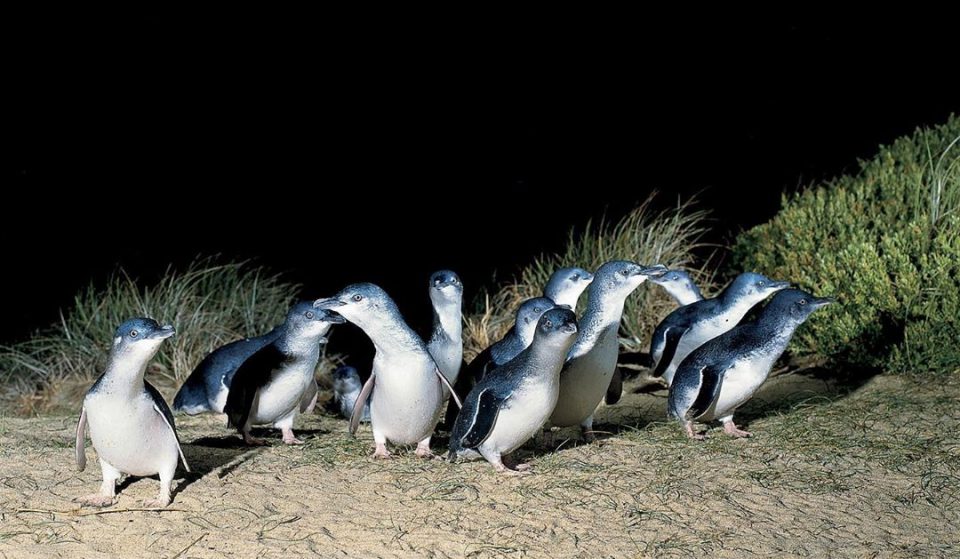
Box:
[464,195,716,358]
[0,258,319,415]
[733,116,960,373]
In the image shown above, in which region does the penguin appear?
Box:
[648,269,704,306]
[448,307,579,475]
[548,261,665,441]
[650,272,790,386]
[314,283,461,459]
[224,302,345,445]
[542,267,594,309]
[426,270,464,388]
[464,297,556,383]
[668,289,834,438]
[75,318,189,508]
[606,267,704,404]
[331,365,370,422]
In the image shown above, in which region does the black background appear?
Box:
[7,16,958,343]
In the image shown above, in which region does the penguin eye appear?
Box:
[305,311,315,319]
[799,299,807,305]
[570,274,580,281]
[544,320,554,328]
[757,280,766,287]
[129,330,138,338]
[352,294,363,302]
[534,307,542,313]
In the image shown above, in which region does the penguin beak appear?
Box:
[149,325,176,340]
[810,296,836,309]
[635,264,668,277]
[322,310,347,324]
[313,297,346,309]
[561,321,578,334]
[769,281,791,290]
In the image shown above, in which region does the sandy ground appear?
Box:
[1,371,958,558]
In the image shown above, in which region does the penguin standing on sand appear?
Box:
[224,303,345,445]
[650,272,790,386]
[314,284,461,458]
[449,307,579,475]
[75,318,189,508]
[669,289,834,438]
[331,366,370,422]
[426,270,464,389]
[548,261,665,441]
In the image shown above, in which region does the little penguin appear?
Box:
[548,261,665,441]
[650,272,790,386]
[542,267,594,308]
[314,283,461,459]
[173,323,282,415]
[648,269,704,306]
[75,318,189,508]
[606,267,704,404]
[224,303,345,445]
[668,289,834,438]
[464,297,556,383]
[448,307,579,475]
[331,365,370,422]
[426,270,464,388]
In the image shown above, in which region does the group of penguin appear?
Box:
[73,262,832,507]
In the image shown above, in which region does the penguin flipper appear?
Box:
[688,362,732,419]
[75,408,87,472]
[224,345,285,432]
[349,374,375,435]
[605,367,624,405]
[435,368,462,409]
[460,389,505,449]
[651,327,686,378]
[145,382,191,473]
[300,378,319,413]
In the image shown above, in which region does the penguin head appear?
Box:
[544,267,594,306]
[429,270,463,305]
[284,301,346,341]
[111,317,175,361]
[726,272,791,304]
[313,283,399,330]
[533,307,579,350]
[591,260,667,297]
[650,269,695,290]
[332,365,362,393]
[763,288,835,324]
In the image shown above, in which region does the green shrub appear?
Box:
[465,195,716,358]
[734,116,960,373]
[0,258,319,415]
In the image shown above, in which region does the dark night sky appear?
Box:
[7,18,958,343]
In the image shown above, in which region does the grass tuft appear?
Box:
[0,258,307,415]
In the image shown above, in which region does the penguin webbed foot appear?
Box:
[722,421,752,438]
[76,494,116,508]
[142,496,171,509]
[684,421,706,441]
[502,454,532,472]
[281,427,304,445]
[372,443,392,459]
[415,441,437,460]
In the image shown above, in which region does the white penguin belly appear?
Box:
[371,357,444,444]
[702,356,775,421]
[432,349,462,387]
[665,317,739,385]
[249,367,312,426]
[85,394,179,477]
[481,380,558,455]
[551,336,618,427]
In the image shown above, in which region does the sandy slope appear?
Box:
[1,373,958,558]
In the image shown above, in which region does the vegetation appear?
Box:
[464,195,716,358]
[734,116,960,373]
[0,259,314,415]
